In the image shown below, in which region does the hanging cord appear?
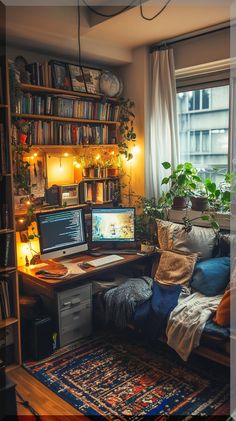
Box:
[139,0,172,21]
[78,0,82,66]
[81,0,138,18]
[16,390,41,420]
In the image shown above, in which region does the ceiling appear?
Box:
[5,0,235,66]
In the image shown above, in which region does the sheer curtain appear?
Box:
[145,48,180,199]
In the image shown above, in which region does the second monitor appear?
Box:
[91,207,137,254]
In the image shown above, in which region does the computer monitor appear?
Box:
[91,207,135,244]
[36,207,88,260]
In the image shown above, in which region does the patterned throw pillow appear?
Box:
[156,219,217,260]
[154,250,198,286]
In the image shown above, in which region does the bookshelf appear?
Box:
[10,66,122,206]
[0,1,21,369]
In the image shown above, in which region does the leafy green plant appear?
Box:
[204,174,230,212]
[135,196,166,244]
[160,162,201,207]
[118,98,136,161]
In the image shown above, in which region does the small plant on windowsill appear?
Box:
[160,162,202,209]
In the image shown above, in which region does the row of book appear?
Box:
[79,180,118,204]
[0,280,12,320]
[0,123,10,174]
[12,121,116,145]
[15,94,121,122]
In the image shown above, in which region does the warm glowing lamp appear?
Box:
[74,162,82,183]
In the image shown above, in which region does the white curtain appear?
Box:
[145,48,180,199]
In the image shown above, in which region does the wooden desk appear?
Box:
[18,253,155,348]
[18,252,153,289]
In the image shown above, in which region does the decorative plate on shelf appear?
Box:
[99,71,123,97]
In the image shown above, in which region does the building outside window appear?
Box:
[177,85,229,185]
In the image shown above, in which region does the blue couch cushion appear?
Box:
[190,257,230,296]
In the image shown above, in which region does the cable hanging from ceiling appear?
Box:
[81,0,172,20]
[139,0,172,21]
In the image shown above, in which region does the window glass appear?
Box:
[177,85,229,184]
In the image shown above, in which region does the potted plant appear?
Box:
[160,162,202,209]
[135,196,166,252]
[190,183,209,211]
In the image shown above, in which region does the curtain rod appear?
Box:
[150,21,230,52]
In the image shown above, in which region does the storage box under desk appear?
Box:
[57,283,92,347]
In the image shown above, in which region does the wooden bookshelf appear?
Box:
[0,1,21,369]
[20,83,119,102]
[12,113,120,125]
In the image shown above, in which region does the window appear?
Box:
[177,85,229,185]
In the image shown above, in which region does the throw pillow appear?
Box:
[190,257,230,296]
[156,219,217,260]
[213,289,230,327]
[154,250,198,286]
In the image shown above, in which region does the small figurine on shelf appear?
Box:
[25,255,29,266]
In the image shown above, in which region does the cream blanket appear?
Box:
[166,290,222,361]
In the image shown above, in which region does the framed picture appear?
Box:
[51,60,71,90]
[68,64,86,93]
[82,67,102,94]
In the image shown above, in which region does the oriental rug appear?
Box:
[24,331,229,419]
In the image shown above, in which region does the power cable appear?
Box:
[81,0,138,18]
[139,0,172,21]
[16,390,41,420]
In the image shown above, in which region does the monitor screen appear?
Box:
[91,207,135,243]
[36,207,88,260]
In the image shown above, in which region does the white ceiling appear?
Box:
[5,0,235,66]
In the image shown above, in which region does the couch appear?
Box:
[96,220,231,366]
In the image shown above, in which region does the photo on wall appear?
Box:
[82,67,102,94]
[50,60,71,90]
[68,64,86,92]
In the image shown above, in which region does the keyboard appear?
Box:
[87,254,124,268]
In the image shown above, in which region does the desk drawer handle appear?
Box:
[63,301,71,307]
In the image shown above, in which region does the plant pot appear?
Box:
[140,243,155,253]
[82,168,90,178]
[107,168,119,177]
[172,196,188,210]
[191,196,209,211]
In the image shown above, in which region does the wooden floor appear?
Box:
[8,366,88,418]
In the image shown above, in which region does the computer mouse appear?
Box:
[78,262,90,269]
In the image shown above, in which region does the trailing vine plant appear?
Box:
[118,98,136,161]
[12,119,32,194]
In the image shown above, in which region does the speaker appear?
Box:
[22,317,53,361]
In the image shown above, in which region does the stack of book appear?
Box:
[15,94,121,122]
[0,280,11,320]
[79,179,118,204]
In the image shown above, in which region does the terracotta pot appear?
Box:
[140,243,155,253]
[191,196,209,211]
[107,168,119,177]
[82,168,90,178]
[172,196,188,210]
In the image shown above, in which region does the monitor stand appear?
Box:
[88,243,139,256]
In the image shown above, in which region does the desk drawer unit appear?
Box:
[57,284,92,347]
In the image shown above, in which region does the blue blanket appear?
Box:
[134,282,181,340]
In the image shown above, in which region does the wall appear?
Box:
[117,46,149,204]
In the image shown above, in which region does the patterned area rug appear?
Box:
[24,331,229,419]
